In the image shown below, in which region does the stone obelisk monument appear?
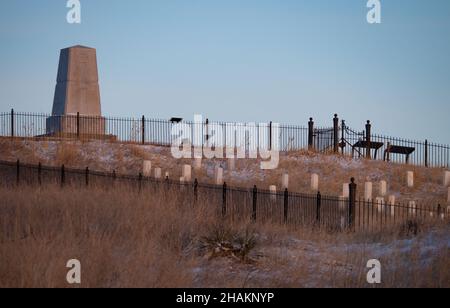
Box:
[47,45,105,136]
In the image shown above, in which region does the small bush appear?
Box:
[399,220,423,236]
[199,224,258,263]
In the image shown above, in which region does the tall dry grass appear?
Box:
[0,182,448,288]
[0,184,216,288]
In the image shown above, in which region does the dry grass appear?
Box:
[0,183,448,288]
[0,138,448,204]
[0,184,213,288]
[55,143,79,166]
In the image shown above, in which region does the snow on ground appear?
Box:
[1,138,449,203]
[192,227,450,287]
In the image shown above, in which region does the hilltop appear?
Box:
[0,138,448,204]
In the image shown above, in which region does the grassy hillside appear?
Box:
[0,138,448,203]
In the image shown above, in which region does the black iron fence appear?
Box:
[0,160,447,232]
[340,121,450,168]
[1,110,449,168]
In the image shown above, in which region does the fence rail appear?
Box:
[1,110,449,168]
[341,122,450,168]
[0,160,447,232]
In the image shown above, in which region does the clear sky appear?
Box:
[1,0,449,143]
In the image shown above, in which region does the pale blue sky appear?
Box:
[0,0,449,143]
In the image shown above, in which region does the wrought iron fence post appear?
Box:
[316,191,321,224]
[348,178,357,230]
[165,175,170,190]
[269,121,273,151]
[365,121,371,159]
[194,178,198,203]
[85,167,89,187]
[61,164,65,188]
[142,115,145,145]
[77,112,80,139]
[333,114,339,153]
[252,185,258,222]
[284,188,289,224]
[341,120,346,155]
[205,118,209,142]
[222,182,227,217]
[424,139,429,167]
[11,109,14,139]
[386,142,391,162]
[308,118,314,151]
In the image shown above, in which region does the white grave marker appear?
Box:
[444,171,450,187]
[269,185,277,201]
[143,161,152,177]
[375,197,385,213]
[182,164,192,182]
[364,182,373,201]
[281,173,289,190]
[379,181,387,197]
[311,174,319,191]
[339,196,347,211]
[408,201,417,215]
[388,195,396,217]
[215,167,224,185]
[388,195,396,205]
[342,183,349,198]
[154,168,162,179]
[407,171,414,188]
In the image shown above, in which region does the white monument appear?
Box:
[47,45,105,136]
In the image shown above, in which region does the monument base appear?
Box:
[46,114,108,139]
